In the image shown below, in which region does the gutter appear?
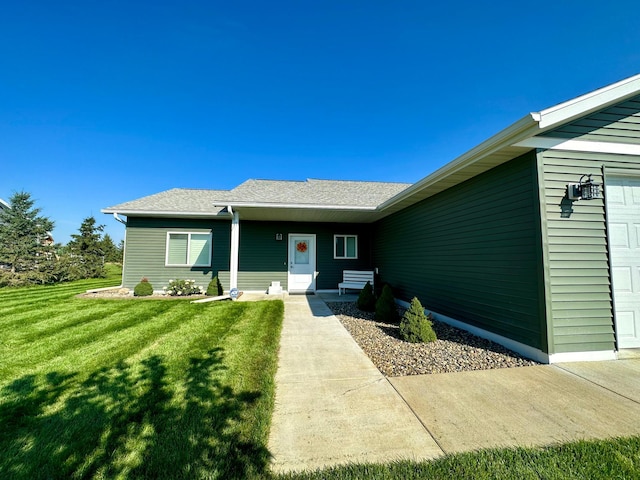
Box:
[377,113,541,211]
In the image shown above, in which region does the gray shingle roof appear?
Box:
[103,179,411,215]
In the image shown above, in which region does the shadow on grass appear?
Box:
[0,349,268,479]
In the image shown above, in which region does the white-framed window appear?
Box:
[165,232,212,267]
[334,234,358,259]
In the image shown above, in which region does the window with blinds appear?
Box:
[165,232,212,267]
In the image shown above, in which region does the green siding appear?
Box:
[122,217,373,292]
[374,151,547,350]
[237,221,374,291]
[538,149,640,354]
[541,95,640,144]
[122,217,230,290]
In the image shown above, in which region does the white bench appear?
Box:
[338,270,374,295]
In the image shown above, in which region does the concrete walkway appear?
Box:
[268,293,640,473]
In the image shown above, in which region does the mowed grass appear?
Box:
[0,268,283,480]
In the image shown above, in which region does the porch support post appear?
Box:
[229,207,240,290]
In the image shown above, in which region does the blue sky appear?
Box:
[2,1,640,244]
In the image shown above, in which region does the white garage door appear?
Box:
[607,176,640,348]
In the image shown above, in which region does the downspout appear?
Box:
[113,213,127,225]
[228,206,240,291]
[112,212,127,289]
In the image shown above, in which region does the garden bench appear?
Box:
[338,270,374,295]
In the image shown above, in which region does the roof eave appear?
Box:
[100,208,229,217]
[537,73,640,129]
[217,202,377,211]
[378,113,541,211]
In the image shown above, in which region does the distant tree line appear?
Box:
[0,191,123,287]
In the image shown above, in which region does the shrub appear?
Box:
[134,278,154,297]
[400,297,437,343]
[206,276,224,296]
[357,281,376,311]
[165,279,203,296]
[375,284,399,323]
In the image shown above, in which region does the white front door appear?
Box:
[288,234,316,292]
[607,176,640,348]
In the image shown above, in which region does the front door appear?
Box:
[607,176,640,348]
[288,234,316,292]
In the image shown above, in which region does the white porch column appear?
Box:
[229,208,240,290]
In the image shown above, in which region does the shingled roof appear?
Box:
[102,179,411,217]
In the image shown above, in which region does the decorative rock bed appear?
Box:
[326,302,539,376]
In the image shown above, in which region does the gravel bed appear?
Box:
[326,301,539,376]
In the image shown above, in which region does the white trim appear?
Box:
[287,234,317,292]
[229,210,240,290]
[397,298,621,364]
[548,350,617,363]
[165,231,213,267]
[536,73,640,129]
[101,209,227,217]
[514,137,640,156]
[378,115,540,211]
[394,299,551,364]
[222,202,376,210]
[333,234,358,259]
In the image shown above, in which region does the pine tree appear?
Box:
[66,216,106,278]
[0,191,55,274]
[101,233,123,264]
[399,297,437,343]
[374,284,400,323]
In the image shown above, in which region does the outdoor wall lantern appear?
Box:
[275,233,283,241]
[567,174,602,201]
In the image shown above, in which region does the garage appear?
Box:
[607,176,640,348]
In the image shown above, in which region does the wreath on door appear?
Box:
[296,241,308,253]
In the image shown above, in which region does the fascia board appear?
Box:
[537,73,640,129]
[100,208,228,217]
[378,113,540,211]
[221,202,377,211]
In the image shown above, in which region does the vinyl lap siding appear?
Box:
[540,95,640,144]
[122,217,230,290]
[374,151,546,350]
[539,149,640,353]
[237,221,373,291]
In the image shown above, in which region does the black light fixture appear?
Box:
[567,174,602,201]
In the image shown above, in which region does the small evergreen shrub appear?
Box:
[357,281,376,311]
[206,276,224,296]
[375,284,399,323]
[400,297,437,343]
[134,278,154,296]
[165,279,203,296]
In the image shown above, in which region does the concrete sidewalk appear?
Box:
[267,294,442,472]
[268,293,640,473]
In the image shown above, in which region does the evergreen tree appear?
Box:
[0,191,55,274]
[101,233,123,263]
[399,297,437,343]
[67,216,106,278]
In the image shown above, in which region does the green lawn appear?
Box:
[2,270,639,479]
[0,268,283,479]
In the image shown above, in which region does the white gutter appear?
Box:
[378,113,541,211]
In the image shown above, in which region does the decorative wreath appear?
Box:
[296,241,308,253]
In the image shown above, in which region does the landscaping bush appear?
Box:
[375,284,399,323]
[165,279,203,296]
[133,278,154,296]
[400,297,437,343]
[357,281,376,311]
[206,276,224,296]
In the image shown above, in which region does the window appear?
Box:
[334,235,357,259]
[166,232,212,267]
